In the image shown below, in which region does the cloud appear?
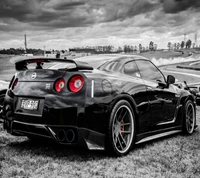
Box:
[0,0,95,30]
[162,0,200,14]
[0,0,161,31]
[92,0,161,22]
[0,0,199,50]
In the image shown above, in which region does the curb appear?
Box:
[177,65,200,71]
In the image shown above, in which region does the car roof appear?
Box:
[75,54,149,68]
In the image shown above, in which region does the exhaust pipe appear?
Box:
[66,129,75,143]
[57,129,66,142]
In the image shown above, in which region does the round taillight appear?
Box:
[12,78,18,90]
[69,75,84,92]
[54,78,65,92]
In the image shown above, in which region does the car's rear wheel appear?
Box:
[107,100,135,156]
[182,100,196,135]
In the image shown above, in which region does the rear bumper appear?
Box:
[4,120,105,150]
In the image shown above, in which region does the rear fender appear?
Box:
[109,93,139,123]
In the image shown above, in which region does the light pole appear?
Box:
[44,46,45,56]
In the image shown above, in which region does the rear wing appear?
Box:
[15,58,93,71]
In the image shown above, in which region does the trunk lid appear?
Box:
[17,69,66,82]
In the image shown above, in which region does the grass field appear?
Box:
[1,108,200,178]
[1,51,200,177]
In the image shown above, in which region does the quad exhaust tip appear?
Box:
[66,129,75,142]
[57,129,66,142]
[56,129,75,143]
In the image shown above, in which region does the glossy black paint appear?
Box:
[2,54,196,150]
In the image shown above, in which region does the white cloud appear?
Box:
[0,0,199,50]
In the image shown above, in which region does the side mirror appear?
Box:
[167,75,175,85]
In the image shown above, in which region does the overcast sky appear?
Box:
[0,0,200,50]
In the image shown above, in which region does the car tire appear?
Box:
[106,100,136,156]
[182,100,196,135]
[0,90,6,121]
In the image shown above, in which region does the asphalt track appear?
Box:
[160,63,200,86]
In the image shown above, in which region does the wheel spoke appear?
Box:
[186,115,192,131]
[186,121,190,131]
[121,130,131,134]
[117,135,124,150]
[186,116,189,122]
[117,108,124,121]
[114,133,118,145]
[0,102,3,114]
[121,123,130,126]
[119,132,127,148]
[189,117,193,124]
[0,107,2,114]
[188,110,193,118]
[120,110,127,122]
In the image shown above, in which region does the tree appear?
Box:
[134,46,137,51]
[139,44,142,51]
[186,39,192,48]
[149,41,154,51]
[117,46,123,53]
[181,41,185,49]
[174,43,177,50]
[167,42,171,51]
[177,42,180,49]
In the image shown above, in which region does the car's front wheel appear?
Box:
[106,100,136,156]
[182,100,196,135]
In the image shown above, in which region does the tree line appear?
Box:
[167,39,197,50]
[0,48,44,55]
[0,39,198,55]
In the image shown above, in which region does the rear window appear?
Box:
[48,62,76,70]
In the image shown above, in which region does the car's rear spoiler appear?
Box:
[15,58,93,71]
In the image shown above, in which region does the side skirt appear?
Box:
[135,127,182,145]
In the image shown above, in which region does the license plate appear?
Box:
[21,99,39,110]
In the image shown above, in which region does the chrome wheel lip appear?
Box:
[186,102,195,134]
[112,105,134,154]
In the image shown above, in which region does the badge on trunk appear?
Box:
[31,72,37,79]
[45,83,51,89]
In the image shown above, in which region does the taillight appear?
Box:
[54,78,65,92]
[12,78,18,90]
[68,75,84,92]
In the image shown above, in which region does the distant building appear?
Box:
[69,48,96,53]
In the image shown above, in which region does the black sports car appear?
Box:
[0,54,199,156]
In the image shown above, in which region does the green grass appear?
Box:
[140,49,200,60]
[1,107,200,178]
[1,52,200,177]
[140,51,183,60]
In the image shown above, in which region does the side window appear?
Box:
[99,61,121,72]
[123,61,141,78]
[135,60,165,82]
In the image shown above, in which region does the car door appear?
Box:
[123,61,151,134]
[135,59,179,131]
